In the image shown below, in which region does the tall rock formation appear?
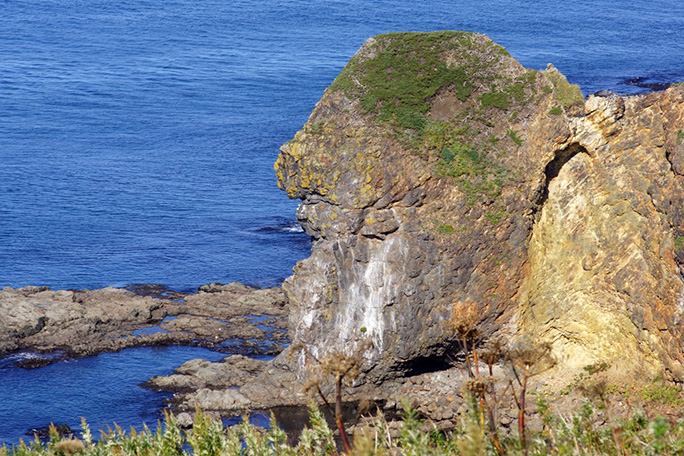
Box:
[275,31,684,385]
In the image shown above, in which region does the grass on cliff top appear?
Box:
[329,31,508,133]
[544,66,584,108]
[328,32,540,208]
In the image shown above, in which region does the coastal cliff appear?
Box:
[274,31,684,386]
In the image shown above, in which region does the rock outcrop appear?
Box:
[273,31,684,388]
[0,283,288,364]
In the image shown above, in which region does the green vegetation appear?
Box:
[549,106,563,115]
[7,399,684,456]
[675,235,684,253]
[639,377,684,406]
[308,120,326,135]
[434,134,508,206]
[479,90,509,110]
[506,129,523,147]
[544,68,584,108]
[479,73,537,112]
[437,224,456,235]
[486,210,508,225]
[676,129,684,145]
[330,32,480,133]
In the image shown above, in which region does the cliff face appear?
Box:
[275,31,684,383]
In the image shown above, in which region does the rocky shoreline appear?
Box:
[0,282,289,368]
[0,281,501,432]
[6,31,684,440]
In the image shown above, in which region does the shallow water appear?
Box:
[0,346,227,445]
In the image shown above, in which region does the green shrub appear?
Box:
[479,90,509,110]
[544,67,584,108]
[506,129,523,146]
[330,32,477,133]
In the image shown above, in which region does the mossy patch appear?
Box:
[330,31,515,135]
[674,235,684,252]
[544,66,584,108]
[330,32,480,133]
[479,90,509,110]
[676,129,684,145]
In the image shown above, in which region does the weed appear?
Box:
[549,106,563,115]
[639,377,683,406]
[675,235,684,252]
[677,129,684,145]
[506,129,523,146]
[437,224,455,235]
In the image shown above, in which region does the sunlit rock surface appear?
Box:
[274,31,684,386]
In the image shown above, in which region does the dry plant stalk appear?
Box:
[580,377,626,456]
[297,339,373,454]
[449,301,506,456]
[507,340,556,454]
[448,300,480,378]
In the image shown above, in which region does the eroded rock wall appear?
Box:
[275,31,684,384]
[519,93,684,378]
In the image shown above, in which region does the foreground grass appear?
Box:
[4,399,684,456]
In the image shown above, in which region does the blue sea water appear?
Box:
[0,347,228,444]
[1,0,684,445]
[2,0,684,292]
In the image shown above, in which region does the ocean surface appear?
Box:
[1,0,684,445]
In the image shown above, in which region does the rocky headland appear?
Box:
[5,31,684,431]
[158,31,684,425]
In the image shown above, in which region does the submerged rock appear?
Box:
[27,423,73,440]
